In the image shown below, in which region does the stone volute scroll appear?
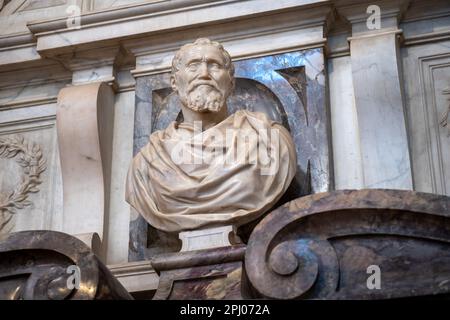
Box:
[57,82,115,259]
[125,38,297,248]
[245,189,450,299]
[0,230,132,300]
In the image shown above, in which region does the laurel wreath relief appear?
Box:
[0,135,46,233]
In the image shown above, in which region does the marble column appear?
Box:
[340,1,413,189]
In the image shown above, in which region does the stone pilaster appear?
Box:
[339,0,413,189]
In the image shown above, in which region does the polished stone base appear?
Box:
[151,245,246,300]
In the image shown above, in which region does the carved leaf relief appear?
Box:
[0,135,46,234]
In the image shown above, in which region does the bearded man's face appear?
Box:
[171,44,233,113]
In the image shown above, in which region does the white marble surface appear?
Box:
[105,91,135,264]
[131,24,327,76]
[0,103,63,234]
[72,65,115,85]
[0,44,40,67]
[328,56,364,190]
[108,260,159,293]
[0,64,71,109]
[402,40,450,196]
[179,226,235,252]
[33,0,325,53]
[350,31,413,189]
[0,0,81,35]
[56,82,115,262]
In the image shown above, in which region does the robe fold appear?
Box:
[126,109,297,233]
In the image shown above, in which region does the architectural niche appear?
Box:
[0,135,46,234]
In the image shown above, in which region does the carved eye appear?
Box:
[209,63,221,70]
[187,63,200,71]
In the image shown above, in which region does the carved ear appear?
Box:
[229,76,236,95]
[170,75,177,92]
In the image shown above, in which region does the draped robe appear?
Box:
[126,110,297,233]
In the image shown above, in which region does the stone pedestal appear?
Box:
[179,226,238,252]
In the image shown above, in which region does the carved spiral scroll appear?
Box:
[245,191,342,299]
[246,233,338,299]
[0,135,46,233]
[268,240,319,295]
[0,230,133,300]
[245,189,450,300]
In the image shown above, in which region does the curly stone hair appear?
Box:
[171,38,235,77]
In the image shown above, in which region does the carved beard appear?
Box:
[186,84,225,113]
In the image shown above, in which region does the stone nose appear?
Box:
[197,62,211,79]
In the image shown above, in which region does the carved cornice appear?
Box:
[0,0,448,76]
[127,4,333,77]
[335,0,411,41]
[336,0,410,24]
[0,32,34,49]
[403,30,450,46]
[27,0,228,35]
[27,0,328,56]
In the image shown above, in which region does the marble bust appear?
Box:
[126,38,297,233]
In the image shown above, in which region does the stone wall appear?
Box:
[0,0,449,294]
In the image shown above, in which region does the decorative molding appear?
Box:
[0,135,46,234]
[418,53,450,194]
[401,0,450,23]
[27,0,226,34]
[403,30,450,46]
[337,0,410,24]
[27,0,324,35]
[0,96,58,111]
[0,63,71,111]
[0,116,55,135]
[130,42,328,78]
[440,88,450,135]
[127,3,332,78]
[28,0,327,55]
[108,260,159,293]
[347,29,403,41]
[19,0,67,12]
[0,32,35,49]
